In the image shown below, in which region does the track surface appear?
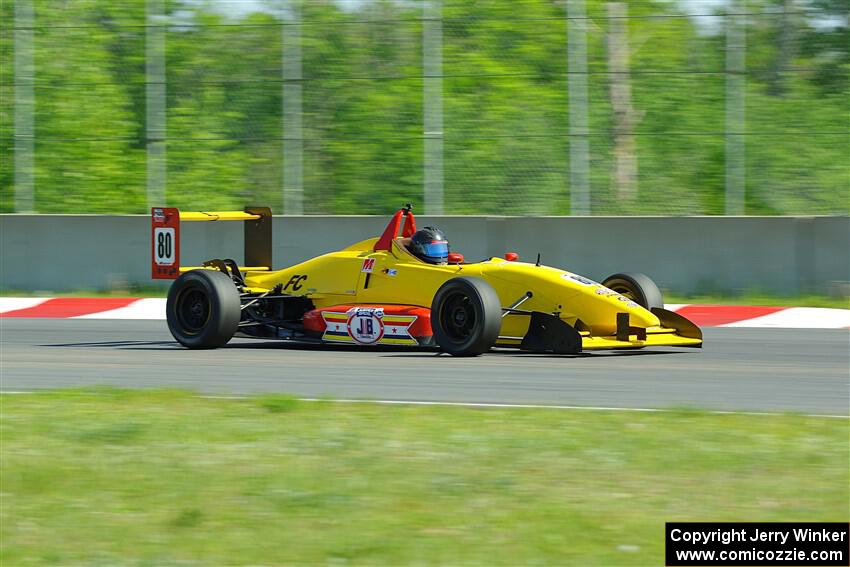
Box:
[1,319,848,415]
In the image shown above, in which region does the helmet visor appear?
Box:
[421,240,449,262]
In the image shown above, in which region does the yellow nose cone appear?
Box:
[587,298,661,335]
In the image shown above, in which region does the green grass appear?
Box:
[664,292,849,309]
[1,389,847,566]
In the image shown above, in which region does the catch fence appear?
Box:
[2,0,848,215]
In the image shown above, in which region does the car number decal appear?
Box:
[153,227,176,266]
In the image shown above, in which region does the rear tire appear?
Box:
[431,277,502,356]
[601,272,664,310]
[166,270,241,349]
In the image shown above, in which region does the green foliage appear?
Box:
[31,2,146,213]
[0,1,18,212]
[0,0,847,215]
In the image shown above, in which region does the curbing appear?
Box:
[0,297,848,329]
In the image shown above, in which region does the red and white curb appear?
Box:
[0,298,848,329]
[664,304,850,329]
[0,297,165,320]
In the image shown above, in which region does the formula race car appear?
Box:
[151,204,702,356]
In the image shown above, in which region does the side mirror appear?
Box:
[504,252,519,261]
[447,253,464,264]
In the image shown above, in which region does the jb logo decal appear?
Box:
[347,308,384,345]
[320,308,419,346]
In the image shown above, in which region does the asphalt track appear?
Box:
[1,319,848,415]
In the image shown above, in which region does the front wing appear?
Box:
[494,308,702,353]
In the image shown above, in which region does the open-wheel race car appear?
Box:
[151,204,702,356]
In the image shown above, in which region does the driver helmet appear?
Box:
[408,226,449,264]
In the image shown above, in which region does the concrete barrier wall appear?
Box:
[1,214,848,295]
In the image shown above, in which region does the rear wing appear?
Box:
[151,207,272,280]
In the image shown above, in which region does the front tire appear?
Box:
[431,277,502,356]
[166,270,241,349]
[601,272,664,310]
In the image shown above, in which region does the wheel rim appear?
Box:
[176,287,210,334]
[440,292,476,342]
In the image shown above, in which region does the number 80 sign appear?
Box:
[151,207,180,279]
[154,228,175,265]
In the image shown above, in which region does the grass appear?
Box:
[664,292,849,309]
[1,389,847,566]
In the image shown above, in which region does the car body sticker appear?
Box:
[321,307,418,346]
[562,273,598,286]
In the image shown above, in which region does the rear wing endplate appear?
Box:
[151,207,272,280]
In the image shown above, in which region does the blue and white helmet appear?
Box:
[409,226,449,264]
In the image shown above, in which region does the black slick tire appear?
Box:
[601,272,664,310]
[431,277,502,357]
[166,269,241,349]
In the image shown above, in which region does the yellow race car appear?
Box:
[151,204,702,356]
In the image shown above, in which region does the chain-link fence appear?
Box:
[1,0,848,215]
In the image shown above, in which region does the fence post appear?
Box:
[423,0,444,215]
[725,1,746,215]
[282,1,304,215]
[14,0,34,213]
[145,0,166,208]
[567,0,591,215]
